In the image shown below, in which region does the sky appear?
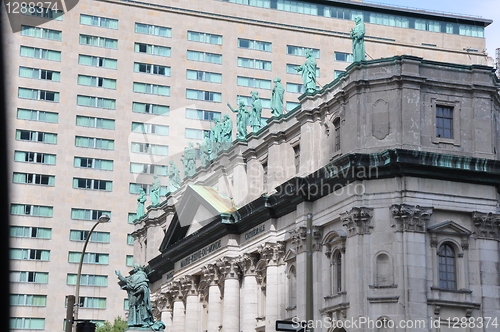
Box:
[365,0,500,60]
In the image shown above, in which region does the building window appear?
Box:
[67,274,108,286]
[76,116,115,129]
[130,163,168,176]
[334,52,353,62]
[68,252,109,265]
[185,109,221,121]
[127,234,134,245]
[287,101,300,112]
[16,130,57,143]
[74,157,113,170]
[237,95,270,108]
[80,14,118,29]
[13,173,55,186]
[10,317,45,330]
[187,50,222,64]
[10,294,47,306]
[10,271,49,283]
[76,296,106,309]
[77,95,116,109]
[78,75,117,89]
[10,249,50,261]
[10,226,52,239]
[133,82,170,96]
[286,63,320,77]
[187,70,222,83]
[135,23,171,37]
[69,229,110,242]
[70,209,111,222]
[332,251,342,293]
[287,45,320,58]
[14,151,56,165]
[334,70,345,79]
[293,145,300,173]
[134,43,171,56]
[186,89,222,102]
[238,38,271,51]
[262,162,268,185]
[20,46,61,61]
[237,57,271,70]
[287,265,297,308]
[21,25,62,40]
[126,255,134,266]
[132,102,170,116]
[19,67,60,81]
[11,204,53,217]
[130,142,169,155]
[438,243,456,290]
[334,118,341,152]
[188,31,222,45]
[72,178,112,191]
[75,136,114,150]
[17,109,58,123]
[185,128,210,140]
[129,183,167,195]
[436,105,453,138]
[132,122,169,135]
[134,63,170,76]
[237,76,271,89]
[79,34,117,49]
[21,4,62,20]
[18,88,59,102]
[286,82,305,94]
[78,55,117,69]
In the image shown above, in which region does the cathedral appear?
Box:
[133,56,500,332]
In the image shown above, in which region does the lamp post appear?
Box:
[65,213,110,332]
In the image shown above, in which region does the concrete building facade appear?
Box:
[137,56,500,332]
[3,0,493,330]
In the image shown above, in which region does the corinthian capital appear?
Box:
[180,275,199,296]
[201,263,220,285]
[390,204,432,232]
[258,241,285,265]
[217,257,241,280]
[238,253,259,276]
[341,207,374,236]
[472,211,500,240]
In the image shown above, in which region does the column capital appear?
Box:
[341,206,374,236]
[166,280,184,301]
[390,204,432,232]
[217,257,241,280]
[472,211,500,240]
[153,291,173,312]
[180,275,199,297]
[238,253,259,276]
[201,263,221,285]
[258,241,285,266]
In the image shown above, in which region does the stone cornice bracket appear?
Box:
[180,275,199,297]
[258,241,286,266]
[472,211,500,240]
[201,263,220,286]
[216,257,242,280]
[238,253,259,276]
[390,204,433,232]
[341,207,374,236]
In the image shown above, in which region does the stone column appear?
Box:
[259,242,285,332]
[181,275,199,332]
[203,264,222,332]
[170,281,185,332]
[238,253,259,332]
[218,257,241,332]
[154,292,172,332]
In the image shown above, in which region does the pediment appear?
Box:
[283,248,296,262]
[427,220,471,235]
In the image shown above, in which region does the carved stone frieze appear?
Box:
[238,253,259,276]
[258,241,285,265]
[472,211,500,240]
[390,204,432,232]
[341,207,374,236]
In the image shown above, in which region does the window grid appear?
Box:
[14,151,56,165]
[187,50,222,64]
[438,244,456,290]
[237,57,271,70]
[129,183,168,195]
[436,105,453,138]
[10,317,45,330]
[21,25,62,41]
[135,23,171,37]
[80,34,118,49]
[237,76,271,89]
[11,204,53,217]
[134,43,171,56]
[19,67,60,81]
[78,55,117,69]
[17,109,58,123]
[80,14,118,29]
[185,109,221,121]
[76,116,115,129]
[131,122,169,136]
[16,130,57,144]
[186,70,222,83]
[77,75,117,89]
[74,157,113,170]
[13,172,55,186]
[10,249,50,261]
[75,136,114,150]
[131,142,169,156]
[11,294,47,306]
[186,89,222,102]
[130,163,168,176]
[133,82,170,96]
[132,102,170,116]
[238,38,271,51]
[20,46,61,61]
[10,271,49,283]
[73,178,113,191]
[77,95,116,109]
[69,229,110,242]
[18,88,60,102]
[10,226,52,239]
[287,45,320,58]
[334,52,353,62]
[68,252,109,265]
[134,63,170,76]
[67,274,108,286]
[187,31,222,45]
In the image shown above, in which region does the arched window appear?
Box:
[288,265,297,308]
[438,243,456,290]
[331,251,342,293]
[333,118,341,152]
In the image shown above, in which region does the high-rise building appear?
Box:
[4,0,491,330]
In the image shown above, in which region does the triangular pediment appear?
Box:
[283,248,296,262]
[427,220,471,235]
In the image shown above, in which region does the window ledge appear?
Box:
[324,291,346,300]
[430,286,472,294]
[369,284,398,289]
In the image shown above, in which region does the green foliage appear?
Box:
[96,316,128,332]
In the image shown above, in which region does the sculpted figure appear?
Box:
[249,91,263,132]
[294,49,317,93]
[150,175,161,206]
[136,188,146,219]
[271,77,284,117]
[221,114,233,143]
[210,118,222,158]
[168,160,182,192]
[227,99,249,140]
[350,16,366,62]
[181,142,196,177]
[115,264,164,330]
[197,132,212,167]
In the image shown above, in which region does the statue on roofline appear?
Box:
[271,77,284,117]
[294,49,317,93]
[350,16,366,62]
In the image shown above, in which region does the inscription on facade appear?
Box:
[244,224,265,241]
[180,240,222,268]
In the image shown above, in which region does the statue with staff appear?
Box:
[271,77,284,117]
[227,99,249,140]
[350,16,366,62]
[294,49,317,93]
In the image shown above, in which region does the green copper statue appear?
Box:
[350,16,366,62]
[221,114,233,143]
[150,175,161,206]
[136,188,147,219]
[116,264,165,331]
[197,132,212,167]
[210,118,222,158]
[227,99,249,140]
[294,49,317,93]
[271,77,284,117]
[249,91,263,132]
[181,142,196,177]
[168,160,182,192]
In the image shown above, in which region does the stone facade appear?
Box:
[135,56,500,331]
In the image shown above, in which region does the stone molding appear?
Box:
[472,211,500,240]
[341,207,374,236]
[390,204,433,232]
